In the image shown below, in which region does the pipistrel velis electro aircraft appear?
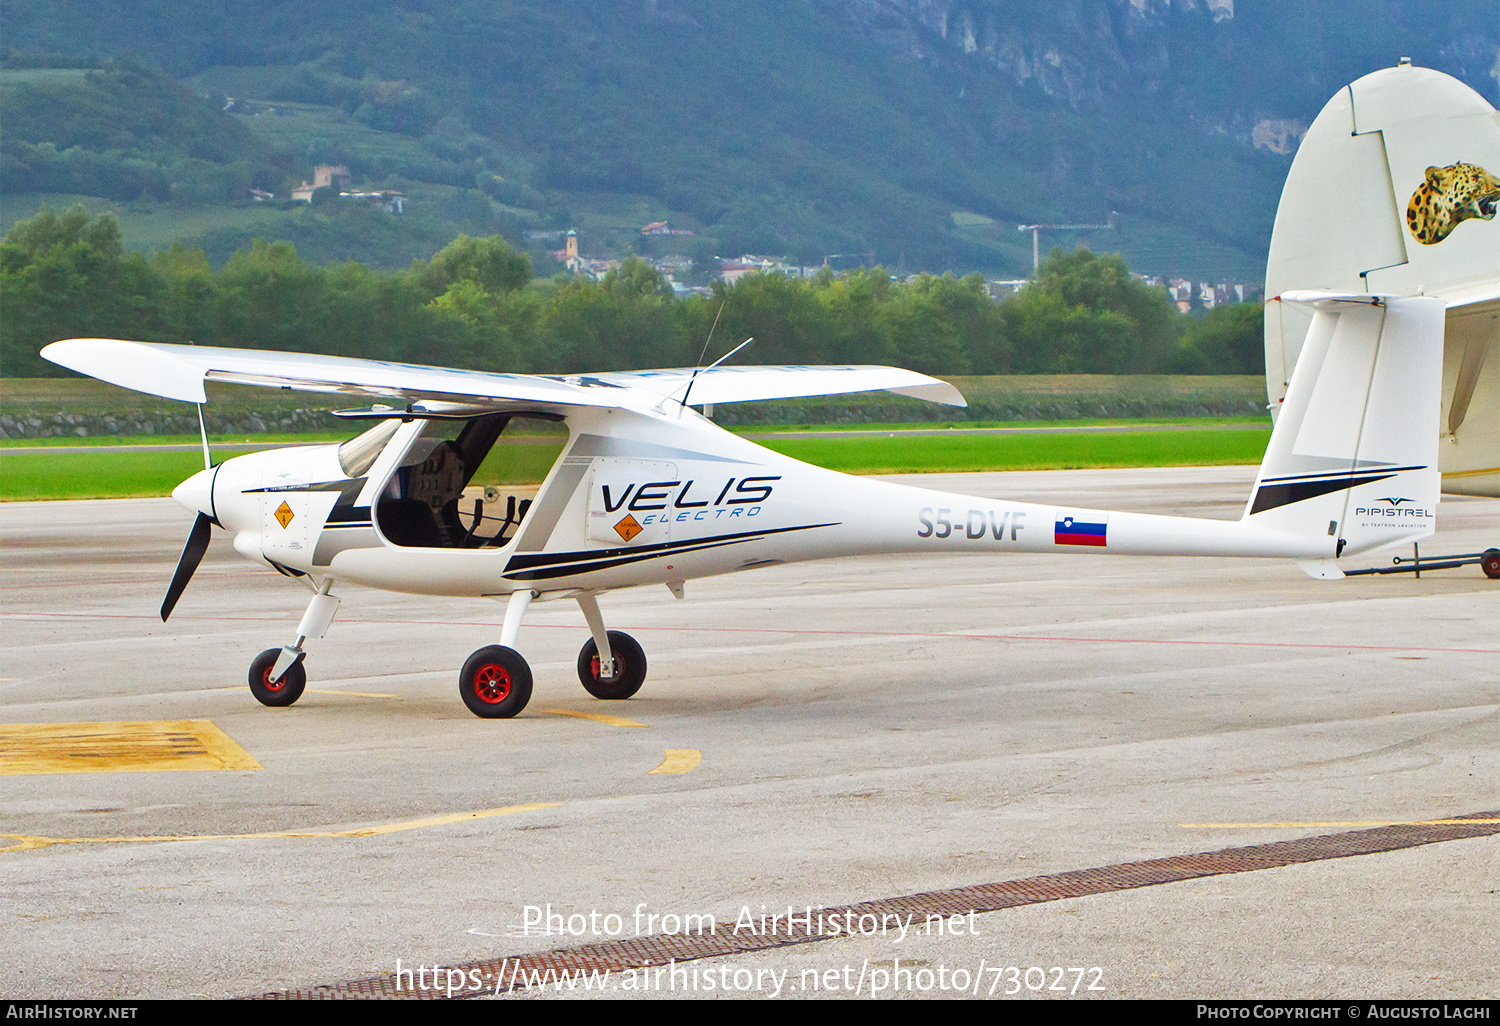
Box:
[42,291,1447,718]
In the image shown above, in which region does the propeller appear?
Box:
[162,404,215,622]
[161,511,214,621]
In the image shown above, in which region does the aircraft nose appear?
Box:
[172,467,216,521]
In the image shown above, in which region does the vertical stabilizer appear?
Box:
[1264,63,1500,496]
[1248,293,1444,558]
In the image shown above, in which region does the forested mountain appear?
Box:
[4,1,1496,277]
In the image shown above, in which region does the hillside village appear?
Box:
[239,177,1271,309]
[253,163,408,214]
[523,223,1263,309]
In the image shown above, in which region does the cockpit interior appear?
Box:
[338,413,568,549]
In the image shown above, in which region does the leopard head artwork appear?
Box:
[1406,162,1500,245]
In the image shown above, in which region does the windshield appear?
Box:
[337,419,402,477]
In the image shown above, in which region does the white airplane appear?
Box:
[1265,60,1499,499]
[43,291,1462,718]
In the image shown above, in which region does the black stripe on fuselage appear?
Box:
[245,477,365,498]
[502,522,838,581]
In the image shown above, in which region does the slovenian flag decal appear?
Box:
[1055,516,1107,547]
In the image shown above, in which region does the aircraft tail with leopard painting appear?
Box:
[1264,60,1500,499]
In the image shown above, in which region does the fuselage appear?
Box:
[176,404,1351,601]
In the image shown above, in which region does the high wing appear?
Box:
[40,338,965,411]
[591,365,967,407]
[39,339,627,411]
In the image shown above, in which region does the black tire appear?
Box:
[460,645,533,718]
[576,631,647,700]
[1482,548,1500,580]
[248,648,307,707]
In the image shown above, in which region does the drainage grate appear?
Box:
[258,810,1500,999]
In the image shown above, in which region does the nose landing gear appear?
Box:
[246,578,337,708]
[248,648,307,707]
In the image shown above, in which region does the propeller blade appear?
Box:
[161,512,213,621]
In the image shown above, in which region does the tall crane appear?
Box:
[1016,212,1118,272]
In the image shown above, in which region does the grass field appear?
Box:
[0,450,212,500]
[756,427,1271,475]
[0,415,1265,448]
[0,425,1271,501]
[736,416,1266,434]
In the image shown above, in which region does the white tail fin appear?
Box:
[1263,64,1500,498]
[1248,292,1444,559]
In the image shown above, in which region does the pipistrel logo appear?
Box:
[1355,497,1432,520]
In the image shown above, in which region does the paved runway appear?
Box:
[1,466,1496,999]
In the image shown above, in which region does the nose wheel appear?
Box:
[248,648,307,707]
[460,645,534,718]
[577,631,647,700]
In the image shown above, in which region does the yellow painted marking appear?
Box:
[1180,819,1500,829]
[540,708,647,728]
[648,749,701,775]
[305,689,399,699]
[1,803,558,855]
[0,721,261,775]
[1441,466,1500,480]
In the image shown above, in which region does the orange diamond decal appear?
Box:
[274,501,295,529]
[613,514,642,542]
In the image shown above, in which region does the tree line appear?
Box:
[1,207,1263,380]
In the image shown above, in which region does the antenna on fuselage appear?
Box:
[670,300,725,413]
[696,300,726,370]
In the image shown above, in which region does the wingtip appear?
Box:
[40,338,208,403]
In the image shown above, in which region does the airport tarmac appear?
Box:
[1,466,1496,1000]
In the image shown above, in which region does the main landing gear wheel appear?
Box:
[460,645,533,718]
[248,648,307,707]
[1482,548,1500,580]
[577,631,647,700]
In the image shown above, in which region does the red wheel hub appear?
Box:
[590,655,622,682]
[473,664,512,703]
[262,667,286,692]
